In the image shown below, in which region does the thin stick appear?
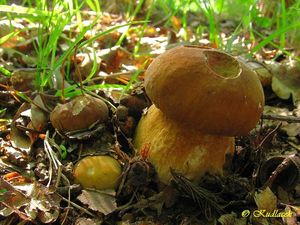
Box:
[60,196,95,217]
[88,70,143,83]
[60,55,67,102]
[288,141,300,151]
[264,154,298,189]
[74,45,84,94]
[256,123,282,151]
[262,114,300,123]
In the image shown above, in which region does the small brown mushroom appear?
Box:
[50,95,109,134]
[134,46,265,184]
[73,155,122,190]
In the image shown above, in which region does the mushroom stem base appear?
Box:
[134,105,235,184]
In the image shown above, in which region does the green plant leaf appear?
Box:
[0,65,12,77]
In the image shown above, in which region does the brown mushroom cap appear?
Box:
[145,45,265,136]
[134,105,234,184]
[50,95,109,133]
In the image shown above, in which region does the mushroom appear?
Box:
[73,155,122,190]
[50,95,109,135]
[134,45,265,184]
[145,45,264,136]
[134,105,235,183]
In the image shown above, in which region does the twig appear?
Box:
[60,173,72,225]
[73,44,84,94]
[117,191,164,212]
[60,53,67,102]
[88,70,143,83]
[262,114,300,123]
[264,154,299,189]
[171,170,225,215]
[83,87,117,111]
[60,196,95,217]
[255,123,282,151]
[288,141,300,151]
[43,134,54,187]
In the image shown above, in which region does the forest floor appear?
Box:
[0,3,300,225]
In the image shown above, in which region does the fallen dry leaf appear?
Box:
[75,217,101,225]
[218,212,249,225]
[0,177,61,223]
[282,206,298,225]
[254,187,277,212]
[10,68,37,92]
[270,60,300,110]
[77,189,117,215]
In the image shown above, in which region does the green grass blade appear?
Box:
[122,60,148,95]
[115,0,145,47]
[0,30,21,45]
[250,23,300,54]
[55,84,126,98]
[0,4,54,19]
[83,49,99,82]
[133,3,155,55]
[85,0,101,13]
[52,20,145,74]
[252,29,300,61]
[280,0,287,48]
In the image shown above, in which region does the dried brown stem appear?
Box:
[262,114,300,123]
[264,154,297,189]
